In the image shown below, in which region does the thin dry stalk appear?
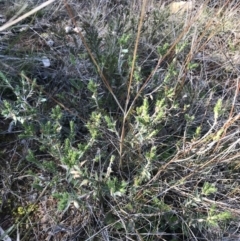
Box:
[125,0,147,111]
[0,0,57,32]
[119,0,147,168]
[173,3,227,98]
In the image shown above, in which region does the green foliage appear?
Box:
[119,33,131,46]
[214,99,223,120]
[187,62,199,70]
[87,79,98,94]
[202,182,217,196]
[104,114,116,132]
[157,43,170,56]
[0,74,40,124]
[53,192,70,211]
[185,113,195,123]
[206,206,232,227]
[164,62,178,84]
[136,97,150,125]
[106,177,127,198]
[194,126,202,139]
[62,138,81,167]
[26,149,37,163]
[86,111,101,139]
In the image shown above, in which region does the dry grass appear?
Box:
[1,0,240,240]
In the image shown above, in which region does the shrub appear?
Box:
[1,0,240,240]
